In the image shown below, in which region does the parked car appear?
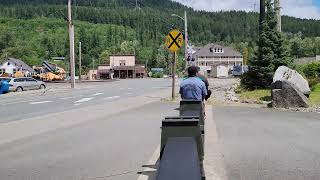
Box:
[0,77,46,92]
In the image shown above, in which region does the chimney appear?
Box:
[274,0,281,32]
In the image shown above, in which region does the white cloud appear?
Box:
[172,0,320,19]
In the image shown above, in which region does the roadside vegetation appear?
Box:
[235,87,270,104]
[310,84,320,105]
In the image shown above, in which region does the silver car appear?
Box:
[1,77,46,92]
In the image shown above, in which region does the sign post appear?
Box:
[165,29,184,100]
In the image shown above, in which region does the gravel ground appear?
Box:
[208,78,240,103]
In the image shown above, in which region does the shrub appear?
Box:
[302,63,320,78]
[308,78,320,89]
[240,67,273,90]
[152,72,164,78]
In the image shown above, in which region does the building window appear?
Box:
[214,48,223,53]
[120,60,126,66]
[0,69,3,74]
[13,69,17,74]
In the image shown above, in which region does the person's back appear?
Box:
[180,66,207,101]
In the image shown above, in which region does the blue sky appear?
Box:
[315,0,320,6]
[173,0,320,19]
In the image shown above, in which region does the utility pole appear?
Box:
[274,0,281,32]
[68,0,76,88]
[184,10,188,70]
[259,0,266,33]
[172,52,176,100]
[79,41,82,82]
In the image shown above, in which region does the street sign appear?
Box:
[165,29,184,52]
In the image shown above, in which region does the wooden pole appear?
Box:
[172,52,176,100]
[68,0,75,88]
[79,41,82,82]
[274,0,281,32]
[259,0,266,33]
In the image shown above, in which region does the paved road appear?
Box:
[2,78,320,180]
[0,78,180,180]
[0,79,172,123]
[213,106,320,180]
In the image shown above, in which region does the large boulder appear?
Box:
[273,66,311,96]
[271,81,310,108]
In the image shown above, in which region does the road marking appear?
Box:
[60,96,78,100]
[128,88,133,90]
[92,93,104,96]
[74,103,81,106]
[152,87,165,89]
[137,144,160,180]
[29,101,53,105]
[104,96,120,100]
[126,93,133,95]
[74,97,94,104]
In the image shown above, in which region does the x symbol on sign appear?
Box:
[168,32,182,49]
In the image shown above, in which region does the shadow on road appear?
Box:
[137,158,160,180]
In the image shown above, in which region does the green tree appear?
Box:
[242,0,292,89]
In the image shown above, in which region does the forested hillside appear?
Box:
[0,0,319,71]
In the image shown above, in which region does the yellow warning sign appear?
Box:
[165,29,184,52]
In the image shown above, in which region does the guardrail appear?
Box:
[156,100,206,180]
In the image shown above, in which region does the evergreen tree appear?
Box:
[242,0,292,89]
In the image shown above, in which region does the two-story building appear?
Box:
[194,44,243,77]
[87,55,146,80]
[109,55,145,79]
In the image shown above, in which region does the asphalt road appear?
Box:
[2,78,320,180]
[0,78,179,180]
[0,79,172,123]
[213,106,320,180]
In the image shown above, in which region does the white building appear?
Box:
[194,44,243,76]
[0,58,35,77]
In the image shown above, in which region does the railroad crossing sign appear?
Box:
[165,29,184,52]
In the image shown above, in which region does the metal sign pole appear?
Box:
[172,52,176,100]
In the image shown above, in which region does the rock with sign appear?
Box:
[273,66,311,96]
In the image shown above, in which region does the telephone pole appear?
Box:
[259,0,266,32]
[79,42,82,82]
[68,0,76,88]
[274,0,281,32]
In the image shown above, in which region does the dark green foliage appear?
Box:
[301,63,320,78]
[152,72,164,78]
[242,0,292,89]
[240,67,273,90]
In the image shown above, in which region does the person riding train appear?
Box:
[180,66,211,101]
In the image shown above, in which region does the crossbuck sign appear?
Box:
[165,29,184,52]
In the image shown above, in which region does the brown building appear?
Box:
[110,55,145,79]
[87,55,146,80]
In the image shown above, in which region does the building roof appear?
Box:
[5,58,35,73]
[197,44,242,58]
[110,54,135,57]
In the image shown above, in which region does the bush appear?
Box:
[240,66,273,90]
[308,78,320,89]
[152,72,164,78]
[302,63,320,78]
